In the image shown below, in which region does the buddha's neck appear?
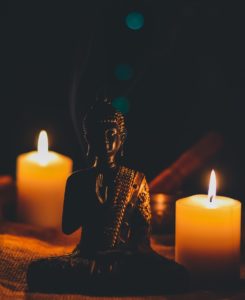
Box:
[95,157,117,172]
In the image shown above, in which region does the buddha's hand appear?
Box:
[97,249,132,259]
[89,250,132,276]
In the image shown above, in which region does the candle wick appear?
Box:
[209,195,213,203]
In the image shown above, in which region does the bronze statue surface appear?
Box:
[27,99,189,295]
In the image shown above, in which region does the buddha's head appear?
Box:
[82,98,127,166]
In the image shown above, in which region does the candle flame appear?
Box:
[37,130,49,165]
[38,130,48,155]
[208,170,216,202]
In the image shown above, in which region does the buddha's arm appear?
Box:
[130,177,152,251]
[62,173,83,235]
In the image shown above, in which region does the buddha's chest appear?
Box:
[82,188,116,226]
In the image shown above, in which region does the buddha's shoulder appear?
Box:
[120,165,146,180]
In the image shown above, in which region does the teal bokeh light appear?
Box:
[114,64,133,81]
[112,96,130,114]
[125,11,144,30]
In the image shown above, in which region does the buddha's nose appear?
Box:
[105,139,113,152]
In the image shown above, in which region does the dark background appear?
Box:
[1,1,244,199]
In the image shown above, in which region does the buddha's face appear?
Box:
[87,122,124,164]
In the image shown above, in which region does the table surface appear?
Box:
[1,221,245,300]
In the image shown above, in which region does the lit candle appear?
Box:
[17,130,73,229]
[175,170,241,286]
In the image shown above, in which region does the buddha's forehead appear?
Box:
[82,102,126,138]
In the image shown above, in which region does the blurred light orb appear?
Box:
[125,11,144,30]
[112,96,130,114]
[114,64,133,80]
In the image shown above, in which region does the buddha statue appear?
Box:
[27,98,189,295]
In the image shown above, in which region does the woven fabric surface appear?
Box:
[0,234,75,298]
[1,222,245,300]
[0,222,174,299]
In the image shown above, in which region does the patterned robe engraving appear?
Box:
[137,177,151,224]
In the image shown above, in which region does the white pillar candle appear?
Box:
[17,130,73,229]
[175,170,241,286]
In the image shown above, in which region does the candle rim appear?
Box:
[17,151,72,166]
[176,194,241,209]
